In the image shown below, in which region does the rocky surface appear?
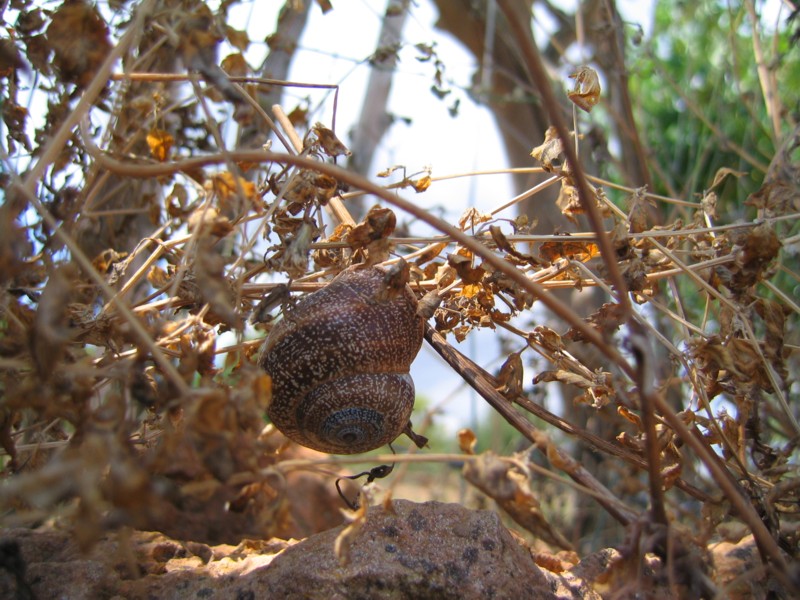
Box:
[0,501,780,599]
[0,500,597,600]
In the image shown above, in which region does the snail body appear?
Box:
[259,266,424,454]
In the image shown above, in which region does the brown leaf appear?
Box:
[224,26,250,52]
[489,225,544,267]
[416,289,443,319]
[458,429,477,454]
[567,66,601,112]
[447,253,485,284]
[211,172,259,209]
[413,242,447,267]
[530,326,565,353]
[311,122,351,158]
[530,126,563,172]
[709,167,747,190]
[496,350,524,397]
[458,207,492,230]
[410,174,432,193]
[754,299,788,380]
[268,219,321,278]
[91,248,128,275]
[45,0,111,88]
[377,258,410,301]
[626,186,652,234]
[745,180,798,216]
[194,243,241,328]
[146,129,174,162]
[220,52,249,77]
[538,237,600,264]
[346,205,396,248]
[187,206,233,238]
[556,180,582,222]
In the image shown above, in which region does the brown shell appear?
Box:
[259,266,424,454]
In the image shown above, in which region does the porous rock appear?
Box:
[0,501,599,599]
[258,499,598,599]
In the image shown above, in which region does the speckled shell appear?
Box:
[259,266,424,454]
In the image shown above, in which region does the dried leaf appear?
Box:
[413,242,447,267]
[489,225,543,266]
[416,289,443,318]
[187,206,233,237]
[311,122,351,158]
[447,253,485,285]
[251,284,291,325]
[31,264,77,377]
[539,237,600,264]
[91,248,127,275]
[745,180,799,217]
[709,167,747,191]
[378,258,410,301]
[346,206,396,248]
[146,129,174,162]
[567,66,601,112]
[565,302,625,342]
[530,326,565,353]
[530,126,563,172]
[45,0,111,88]
[224,26,250,52]
[496,350,524,397]
[458,429,477,454]
[626,186,652,234]
[556,180,581,222]
[211,172,259,208]
[458,207,492,230]
[220,52,249,77]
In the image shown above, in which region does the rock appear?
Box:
[0,501,600,599]
[710,535,787,600]
[258,499,598,599]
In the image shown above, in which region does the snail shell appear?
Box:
[259,265,424,454]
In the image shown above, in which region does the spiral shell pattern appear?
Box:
[259,266,424,454]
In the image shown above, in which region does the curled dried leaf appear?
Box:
[458,429,477,454]
[411,174,431,193]
[146,129,173,162]
[567,66,601,112]
[458,207,492,230]
[530,126,563,172]
[496,350,524,397]
[416,289,443,318]
[346,205,397,264]
[211,172,259,208]
[187,206,233,237]
[311,122,351,158]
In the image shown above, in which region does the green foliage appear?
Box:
[629,0,799,212]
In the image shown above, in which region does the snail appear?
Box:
[259,265,427,454]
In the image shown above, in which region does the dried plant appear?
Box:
[1,1,798,597]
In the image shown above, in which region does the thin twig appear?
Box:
[423,323,640,526]
[497,0,632,316]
